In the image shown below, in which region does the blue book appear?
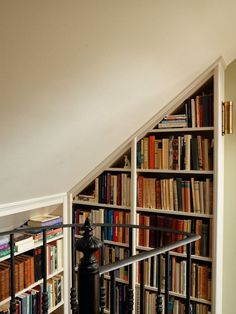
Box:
[17,294,27,314]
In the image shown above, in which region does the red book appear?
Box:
[113,211,119,242]
[149,136,155,169]
[176,219,184,253]
[139,215,144,246]
[137,176,144,207]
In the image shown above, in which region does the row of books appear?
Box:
[75,207,131,244]
[104,281,127,313]
[137,135,213,171]
[157,93,214,130]
[75,209,104,239]
[0,238,63,302]
[47,239,63,276]
[136,290,210,314]
[0,229,62,260]
[0,274,63,314]
[137,256,211,301]
[95,173,131,207]
[104,209,130,244]
[104,246,129,281]
[78,173,131,207]
[137,176,213,214]
[0,254,35,301]
[184,94,214,128]
[48,273,64,309]
[137,214,212,257]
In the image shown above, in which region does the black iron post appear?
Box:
[70,207,78,313]
[76,218,102,314]
[164,252,169,314]
[156,254,163,314]
[140,260,145,314]
[10,233,16,314]
[186,243,192,314]
[128,227,134,313]
[100,226,106,314]
[42,229,48,314]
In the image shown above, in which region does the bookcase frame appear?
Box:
[0,192,69,314]
[69,57,225,314]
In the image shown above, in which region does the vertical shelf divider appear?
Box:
[131,137,137,314]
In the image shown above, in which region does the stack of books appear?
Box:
[0,236,10,258]
[27,214,63,228]
[14,234,34,253]
[158,114,188,129]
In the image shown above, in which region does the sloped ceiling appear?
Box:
[1,0,236,204]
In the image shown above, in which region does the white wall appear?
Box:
[1,0,236,204]
[223,59,236,314]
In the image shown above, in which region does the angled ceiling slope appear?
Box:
[70,57,225,197]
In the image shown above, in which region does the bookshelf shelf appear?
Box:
[104,274,128,285]
[105,168,131,172]
[136,246,212,262]
[137,207,213,218]
[104,240,129,248]
[136,169,214,175]
[73,200,131,211]
[136,284,212,306]
[148,127,214,133]
[48,300,64,313]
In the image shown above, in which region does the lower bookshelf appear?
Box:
[0,268,64,308]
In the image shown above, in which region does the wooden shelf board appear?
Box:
[104,274,128,285]
[73,200,131,210]
[137,207,213,218]
[104,240,129,248]
[136,169,214,175]
[49,300,64,313]
[149,127,214,133]
[136,246,212,262]
[105,168,131,172]
[136,284,211,305]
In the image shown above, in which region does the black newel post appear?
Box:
[76,218,102,314]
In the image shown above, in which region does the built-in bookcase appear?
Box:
[0,194,69,314]
[70,59,225,314]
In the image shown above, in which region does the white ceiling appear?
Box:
[1,0,236,204]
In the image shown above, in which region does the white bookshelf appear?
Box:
[0,193,69,313]
[69,58,225,314]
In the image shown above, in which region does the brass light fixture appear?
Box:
[222,101,233,135]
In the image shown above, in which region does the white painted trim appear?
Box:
[212,59,225,314]
[0,193,66,216]
[131,137,137,314]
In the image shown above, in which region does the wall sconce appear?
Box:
[222,101,233,135]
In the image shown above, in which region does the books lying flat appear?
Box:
[27,215,63,227]
[0,235,9,246]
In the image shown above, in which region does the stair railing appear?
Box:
[0,219,199,314]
